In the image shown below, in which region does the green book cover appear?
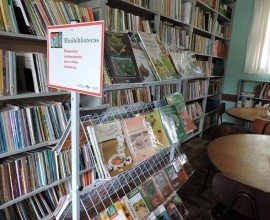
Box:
[126,186,154,220]
[165,92,197,133]
[157,105,187,144]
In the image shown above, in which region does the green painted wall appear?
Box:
[223,0,270,110]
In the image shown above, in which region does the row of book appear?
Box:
[213,40,228,58]
[104,31,204,85]
[0,181,71,219]
[0,0,94,36]
[0,102,67,154]
[186,101,204,120]
[0,143,94,204]
[199,0,218,10]
[255,82,270,100]
[0,51,51,96]
[208,79,222,95]
[86,92,196,179]
[193,7,214,33]
[191,33,213,55]
[186,79,208,100]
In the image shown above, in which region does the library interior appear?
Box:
[0,0,269,219]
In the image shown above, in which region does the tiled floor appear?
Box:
[178,136,217,220]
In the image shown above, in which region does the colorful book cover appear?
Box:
[164,164,182,190]
[122,115,156,164]
[165,202,184,220]
[92,120,134,177]
[119,196,136,220]
[157,105,187,144]
[153,171,173,199]
[104,32,142,83]
[126,187,154,220]
[177,153,194,176]
[138,31,179,81]
[142,178,164,208]
[172,159,189,186]
[144,109,171,151]
[165,92,197,133]
[128,32,157,82]
[100,201,128,220]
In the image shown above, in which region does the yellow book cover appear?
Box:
[144,109,171,151]
[100,201,128,220]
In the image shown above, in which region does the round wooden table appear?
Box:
[208,134,270,193]
[226,107,269,122]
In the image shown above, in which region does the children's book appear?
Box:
[138,32,179,81]
[104,32,142,83]
[165,92,197,134]
[91,120,134,177]
[126,187,154,220]
[157,105,187,144]
[144,109,170,151]
[142,177,164,208]
[122,115,156,164]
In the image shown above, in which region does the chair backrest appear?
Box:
[263,123,270,135]
[212,173,270,220]
[250,118,269,134]
[218,102,226,124]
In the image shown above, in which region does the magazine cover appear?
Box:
[157,105,187,144]
[122,115,156,164]
[165,92,197,134]
[138,31,179,81]
[104,32,142,83]
[92,120,134,177]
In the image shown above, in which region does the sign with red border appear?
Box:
[47,21,104,97]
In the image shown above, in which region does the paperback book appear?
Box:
[144,109,171,151]
[99,201,128,220]
[91,120,134,177]
[138,32,179,81]
[122,115,156,164]
[153,171,173,199]
[157,105,187,144]
[164,164,182,190]
[126,187,154,220]
[165,92,197,134]
[154,204,171,220]
[104,32,142,83]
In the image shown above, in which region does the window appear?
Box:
[244,0,270,74]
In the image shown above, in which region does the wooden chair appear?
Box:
[211,173,270,220]
[250,118,269,134]
[262,123,270,135]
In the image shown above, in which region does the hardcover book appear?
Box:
[91,120,134,177]
[153,171,173,199]
[157,105,187,144]
[165,92,197,134]
[138,31,179,81]
[104,32,142,84]
[126,187,154,220]
[144,109,170,151]
[142,177,164,208]
[122,115,156,164]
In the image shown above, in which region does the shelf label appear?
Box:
[47,21,104,97]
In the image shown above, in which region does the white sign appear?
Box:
[47,21,104,97]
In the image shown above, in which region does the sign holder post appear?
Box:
[47,21,104,219]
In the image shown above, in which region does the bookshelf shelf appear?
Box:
[196,0,217,13]
[0,166,95,210]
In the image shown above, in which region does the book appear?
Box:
[119,196,136,220]
[144,109,171,151]
[99,201,128,220]
[141,177,164,208]
[91,120,135,177]
[122,115,156,164]
[104,32,142,84]
[138,31,179,81]
[128,32,157,82]
[170,193,188,218]
[177,153,194,176]
[157,105,187,144]
[164,164,182,190]
[154,205,171,220]
[126,187,154,220]
[172,158,189,186]
[165,92,197,134]
[153,171,173,199]
[165,201,183,220]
